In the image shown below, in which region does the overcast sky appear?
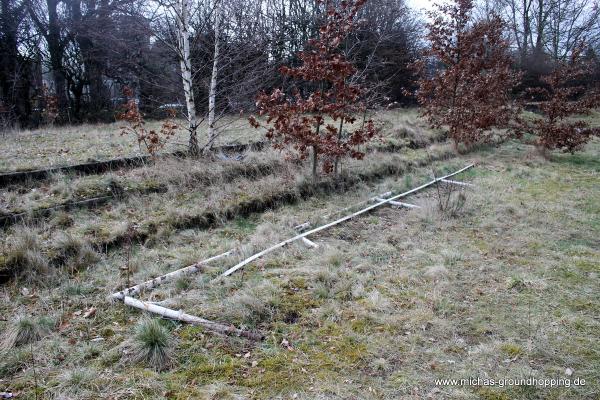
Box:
[406,0,435,12]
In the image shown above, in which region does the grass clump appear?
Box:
[2,227,48,280]
[441,249,463,266]
[0,347,31,376]
[506,276,527,291]
[50,211,74,228]
[500,343,523,358]
[52,232,100,273]
[175,276,191,292]
[53,368,101,397]
[1,315,51,350]
[223,281,282,326]
[131,318,174,371]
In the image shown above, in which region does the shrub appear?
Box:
[433,180,468,218]
[249,0,377,179]
[39,83,59,125]
[413,0,520,148]
[117,87,179,156]
[523,46,600,154]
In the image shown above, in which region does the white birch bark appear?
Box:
[205,0,221,151]
[175,0,199,155]
[122,296,263,340]
[111,249,235,300]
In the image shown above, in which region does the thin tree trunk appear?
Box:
[312,145,318,180]
[521,0,531,65]
[535,0,544,54]
[334,118,344,176]
[205,0,221,151]
[176,0,199,156]
[0,0,24,126]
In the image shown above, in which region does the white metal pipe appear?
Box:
[375,198,421,208]
[220,164,474,277]
[302,237,318,248]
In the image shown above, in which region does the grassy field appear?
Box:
[0,108,437,172]
[0,109,599,399]
[0,116,252,172]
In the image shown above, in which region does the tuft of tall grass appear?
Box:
[50,211,75,228]
[1,315,51,350]
[2,227,49,280]
[223,281,282,326]
[52,232,100,273]
[131,318,174,371]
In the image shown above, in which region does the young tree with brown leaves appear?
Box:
[414,0,520,148]
[117,87,179,156]
[249,0,378,180]
[525,47,600,154]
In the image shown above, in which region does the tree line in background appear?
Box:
[1,0,599,157]
[0,0,418,127]
[414,0,600,154]
[251,0,600,173]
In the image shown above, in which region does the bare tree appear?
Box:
[145,0,221,155]
[499,0,600,62]
[546,0,600,59]
[28,0,69,116]
[174,0,200,155]
[205,0,220,151]
[0,0,33,128]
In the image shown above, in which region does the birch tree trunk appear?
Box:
[122,296,263,340]
[205,0,221,152]
[176,0,199,156]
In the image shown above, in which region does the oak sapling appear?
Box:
[524,46,600,154]
[249,0,378,180]
[117,87,179,156]
[413,0,520,149]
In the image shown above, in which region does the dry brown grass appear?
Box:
[0,115,263,172]
[0,108,438,173]
[1,111,599,399]
[123,141,599,398]
[0,143,455,286]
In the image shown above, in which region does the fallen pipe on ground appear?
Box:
[219,164,475,278]
[110,250,266,340]
[112,163,474,341]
